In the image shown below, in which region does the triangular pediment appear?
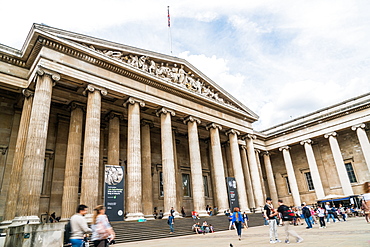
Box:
[29,24,259,120]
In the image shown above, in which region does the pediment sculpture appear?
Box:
[81,43,236,108]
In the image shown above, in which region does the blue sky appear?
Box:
[2,0,370,130]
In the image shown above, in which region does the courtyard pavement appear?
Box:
[114,216,369,247]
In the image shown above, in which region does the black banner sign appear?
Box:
[104,165,125,221]
[226,177,239,210]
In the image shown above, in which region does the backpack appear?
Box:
[302,207,311,218]
[281,206,295,221]
[63,220,72,245]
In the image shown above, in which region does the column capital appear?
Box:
[241,134,256,140]
[262,151,271,156]
[351,123,366,131]
[36,67,60,82]
[156,107,175,117]
[70,101,85,112]
[206,122,222,131]
[225,128,240,136]
[240,145,247,150]
[324,131,337,139]
[83,84,108,96]
[300,139,312,146]
[141,119,154,128]
[123,97,145,108]
[183,116,201,125]
[22,89,34,98]
[107,111,124,121]
[278,146,290,152]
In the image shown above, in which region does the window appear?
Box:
[159,172,164,197]
[182,174,191,197]
[284,176,291,194]
[203,175,209,197]
[305,172,315,191]
[345,163,357,183]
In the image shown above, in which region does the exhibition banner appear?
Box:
[104,165,125,221]
[226,177,239,210]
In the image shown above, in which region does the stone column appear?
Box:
[141,120,154,218]
[243,134,264,212]
[279,146,301,207]
[262,152,278,205]
[324,132,354,195]
[3,90,33,223]
[300,139,325,199]
[16,69,59,223]
[352,124,370,173]
[206,123,229,214]
[61,103,84,220]
[108,112,122,166]
[80,84,107,213]
[124,97,145,220]
[156,107,178,216]
[184,116,208,216]
[226,129,250,212]
[255,150,267,199]
[240,146,255,209]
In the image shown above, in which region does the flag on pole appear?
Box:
[167,6,171,27]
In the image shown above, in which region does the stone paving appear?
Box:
[114,217,369,247]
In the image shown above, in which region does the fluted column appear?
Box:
[80,84,107,212]
[300,139,325,199]
[279,146,301,207]
[243,134,264,212]
[324,132,354,195]
[226,129,249,212]
[206,123,229,214]
[15,69,59,222]
[124,97,145,220]
[352,124,370,173]
[141,120,153,218]
[2,90,34,223]
[240,146,255,209]
[156,107,178,216]
[61,102,84,220]
[255,150,266,199]
[108,112,122,166]
[184,116,207,216]
[262,152,278,205]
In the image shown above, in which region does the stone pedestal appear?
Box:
[16,69,59,220]
[243,134,264,212]
[2,90,33,224]
[125,97,145,220]
[61,103,84,220]
[156,108,178,216]
[184,116,208,217]
[300,139,325,199]
[226,129,250,213]
[80,85,107,212]
[206,123,229,214]
[324,132,354,195]
[279,146,301,207]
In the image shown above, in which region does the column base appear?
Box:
[125,212,145,221]
[253,207,264,213]
[240,208,251,214]
[144,215,156,221]
[197,211,210,217]
[162,211,182,219]
[9,216,40,226]
[0,220,12,232]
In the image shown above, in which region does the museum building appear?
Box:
[0,24,369,226]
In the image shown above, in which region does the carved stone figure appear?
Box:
[178,65,186,85]
[192,78,202,94]
[138,56,147,70]
[171,64,179,83]
[128,55,139,67]
[156,63,165,77]
[202,86,211,97]
[148,60,156,74]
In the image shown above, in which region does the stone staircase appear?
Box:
[109,213,264,244]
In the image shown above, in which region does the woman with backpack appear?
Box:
[91,205,115,247]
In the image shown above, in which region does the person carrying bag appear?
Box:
[91,205,115,247]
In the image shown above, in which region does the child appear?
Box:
[317,205,326,228]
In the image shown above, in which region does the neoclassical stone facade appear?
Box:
[0,24,369,228]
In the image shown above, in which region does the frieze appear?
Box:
[81,43,236,108]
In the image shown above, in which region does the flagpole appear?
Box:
[168,6,172,54]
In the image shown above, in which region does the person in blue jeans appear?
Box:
[167,214,175,234]
[69,204,92,247]
[231,207,245,241]
[301,203,312,229]
[325,202,336,223]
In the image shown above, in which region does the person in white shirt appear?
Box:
[362,182,370,223]
[70,204,92,247]
[317,205,326,228]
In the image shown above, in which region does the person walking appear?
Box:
[231,207,245,241]
[362,181,370,223]
[69,204,92,247]
[181,207,186,217]
[242,212,249,229]
[317,204,326,228]
[325,202,336,223]
[264,197,281,244]
[277,200,303,244]
[301,203,313,229]
[168,213,175,234]
[91,205,115,247]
